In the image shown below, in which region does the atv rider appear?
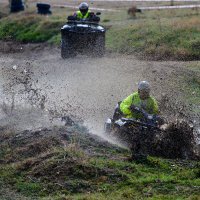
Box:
[116,81,159,161]
[113,81,159,121]
[73,2,100,22]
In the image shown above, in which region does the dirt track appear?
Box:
[0,43,144,134]
[0,41,198,138]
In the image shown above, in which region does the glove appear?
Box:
[157,116,165,126]
[129,105,140,112]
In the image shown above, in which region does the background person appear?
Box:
[73,2,99,21]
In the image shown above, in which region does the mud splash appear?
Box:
[0,45,144,137]
[0,42,199,158]
[0,60,125,148]
[111,119,199,160]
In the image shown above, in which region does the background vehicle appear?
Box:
[61,13,106,58]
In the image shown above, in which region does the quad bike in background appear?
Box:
[61,13,106,58]
[105,103,198,160]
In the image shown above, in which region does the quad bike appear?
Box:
[61,13,106,58]
[105,102,162,134]
[105,103,198,160]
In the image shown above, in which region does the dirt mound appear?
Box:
[0,119,127,194]
[27,155,124,193]
[0,123,123,163]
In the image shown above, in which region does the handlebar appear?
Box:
[120,117,160,130]
[131,106,153,120]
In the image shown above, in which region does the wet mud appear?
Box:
[111,119,199,160]
[0,41,199,159]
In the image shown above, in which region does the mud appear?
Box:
[0,41,145,135]
[157,119,198,159]
[0,41,199,155]
[111,119,199,160]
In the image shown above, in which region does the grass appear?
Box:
[0,126,200,200]
[0,4,200,199]
[0,14,65,43]
[174,62,200,114]
[106,16,200,60]
[1,155,200,199]
[187,62,200,73]
[0,6,199,60]
[184,75,200,114]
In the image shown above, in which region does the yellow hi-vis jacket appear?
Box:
[120,92,159,119]
[76,10,91,19]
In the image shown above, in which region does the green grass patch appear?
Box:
[184,76,200,113]
[186,62,200,73]
[178,62,200,113]
[0,124,199,199]
[0,165,43,197]
[106,17,200,60]
[0,149,200,199]
[0,9,199,60]
[0,13,64,43]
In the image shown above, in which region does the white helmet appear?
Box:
[138,81,151,92]
[79,2,89,11]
